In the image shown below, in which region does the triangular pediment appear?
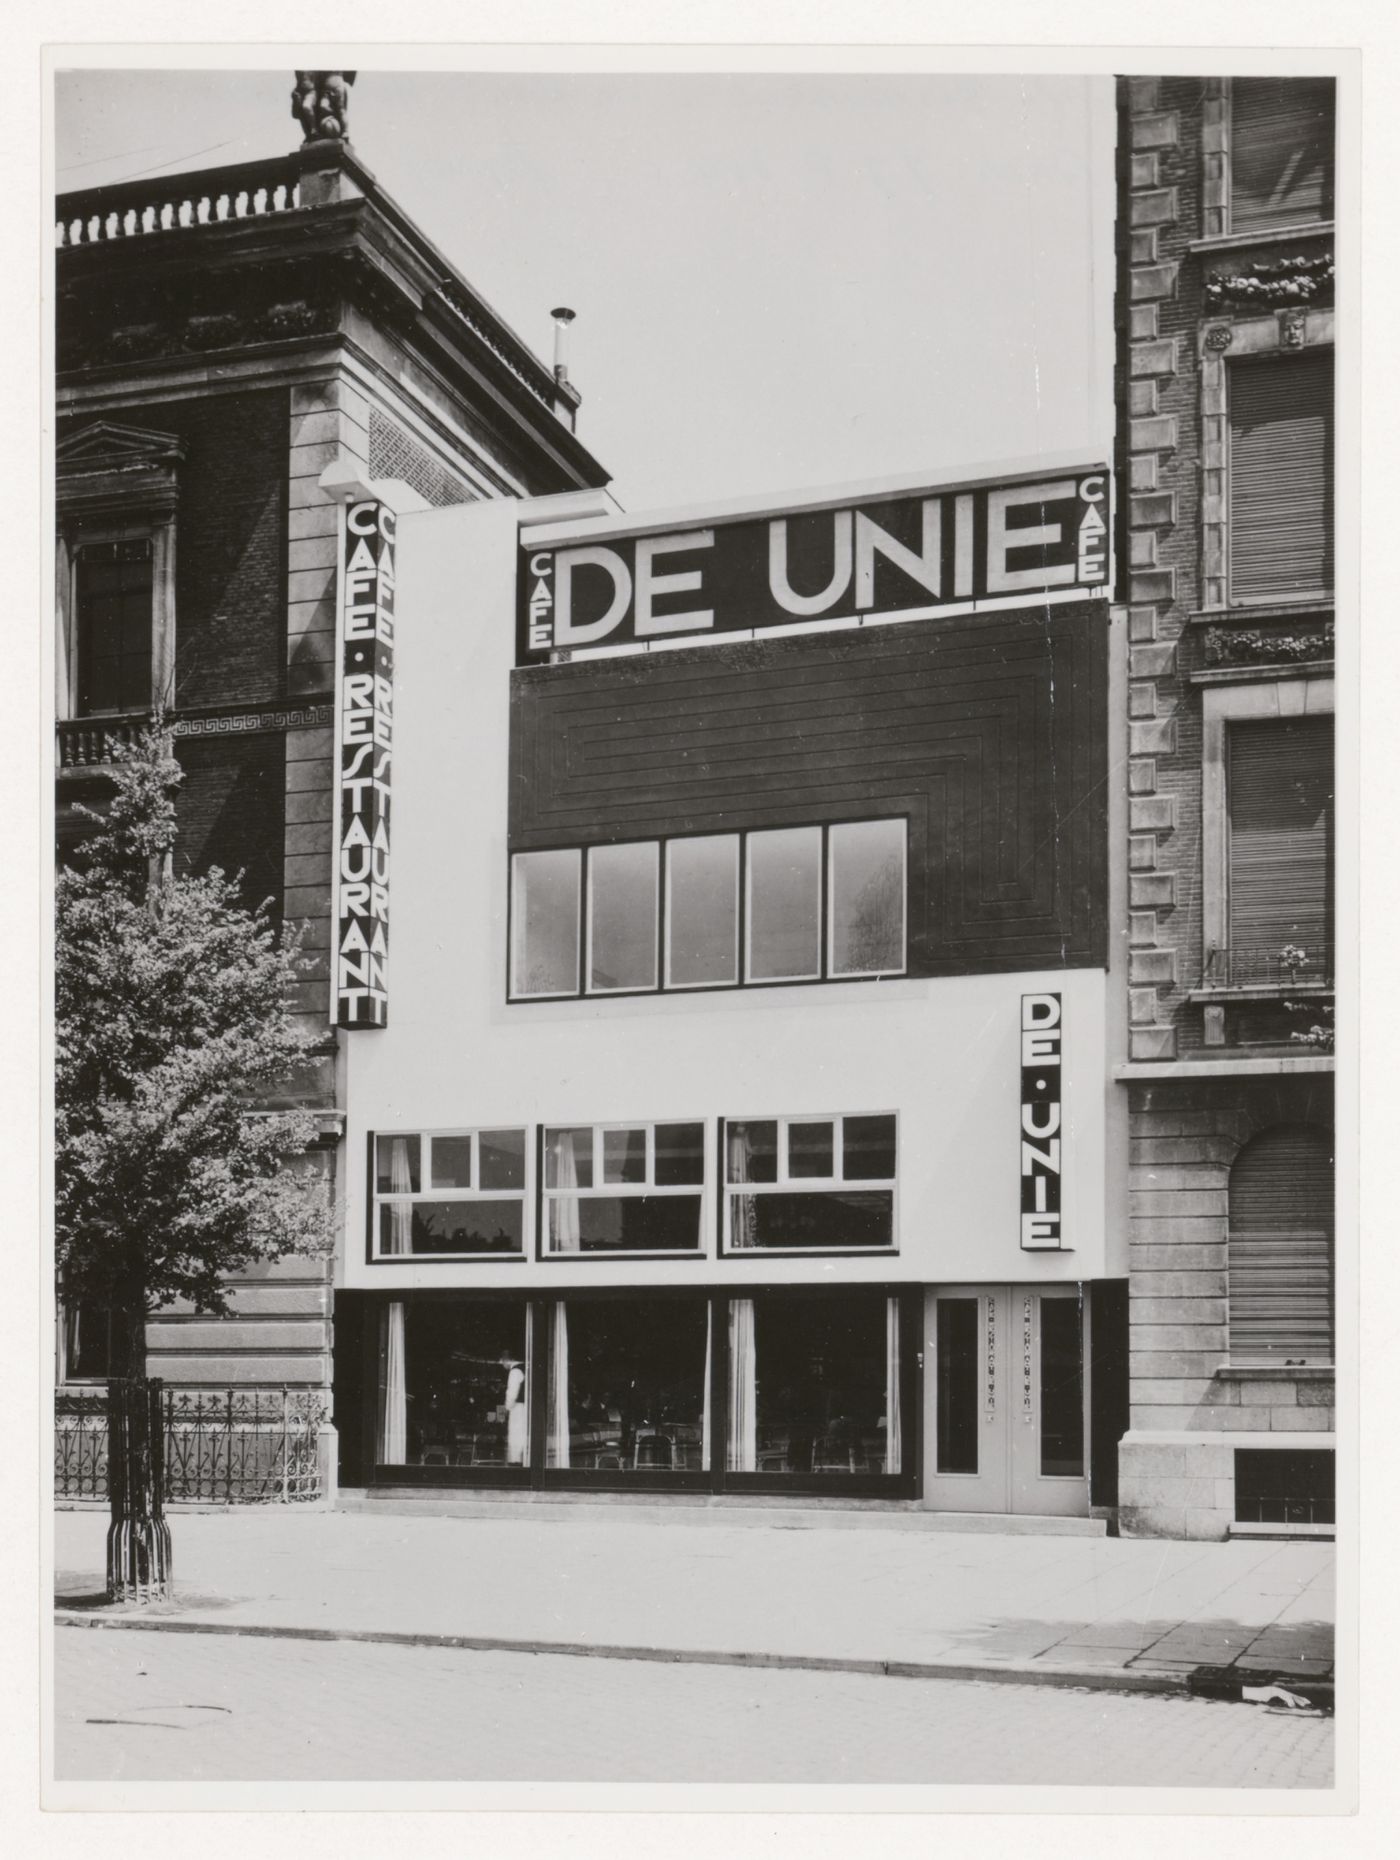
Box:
[57,420,186,472]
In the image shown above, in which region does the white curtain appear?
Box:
[701,1305,713,1471]
[885,1297,902,1474]
[378,1301,407,1463]
[727,1125,757,1250]
[387,1136,413,1255]
[727,1299,757,1471]
[546,1302,571,1467]
[549,1130,581,1254]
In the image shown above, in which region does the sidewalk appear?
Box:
[53,1502,1335,1699]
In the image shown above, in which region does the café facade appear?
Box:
[329,455,1131,1521]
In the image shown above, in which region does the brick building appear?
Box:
[54,78,609,1427]
[1113,76,1336,1537]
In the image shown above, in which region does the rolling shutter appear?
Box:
[1227,715,1333,957]
[1229,1125,1334,1364]
[1230,78,1335,233]
[1229,351,1333,603]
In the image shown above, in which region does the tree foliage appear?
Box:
[55,727,333,1370]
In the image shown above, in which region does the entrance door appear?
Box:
[922,1285,1089,1517]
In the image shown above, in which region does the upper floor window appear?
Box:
[722,1113,898,1253]
[373,1129,527,1259]
[1229,78,1335,235]
[1227,714,1334,968]
[542,1121,706,1255]
[57,1302,113,1382]
[510,818,907,1000]
[1228,350,1333,604]
[75,538,154,715]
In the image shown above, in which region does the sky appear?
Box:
[53,65,1115,516]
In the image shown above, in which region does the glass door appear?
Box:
[923,1286,1089,1517]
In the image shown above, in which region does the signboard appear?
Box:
[1020,993,1064,1250]
[335,497,395,1029]
[519,468,1109,660]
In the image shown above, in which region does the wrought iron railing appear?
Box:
[1201,942,1335,990]
[55,1386,328,1504]
[56,157,303,249]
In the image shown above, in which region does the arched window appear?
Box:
[1228,1125,1334,1365]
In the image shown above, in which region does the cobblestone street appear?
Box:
[54,1624,1334,1788]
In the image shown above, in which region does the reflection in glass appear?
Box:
[936,1298,979,1474]
[843,1114,898,1180]
[589,841,659,992]
[747,827,821,981]
[479,1129,526,1191]
[666,835,740,986]
[547,1194,701,1253]
[829,819,906,975]
[377,1299,530,1469]
[1039,1297,1084,1477]
[788,1121,835,1178]
[655,1122,705,1186]
[727,1189,893,1250]
[547,1298,710,1473]
[430,1135,473,1190]
[379,1201,523,1255]
[603,1127,647,1184]
[511,849,581,997]
[725,1292,900,1476]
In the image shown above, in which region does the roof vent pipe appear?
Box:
[551,307,576,384]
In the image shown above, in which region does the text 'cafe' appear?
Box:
[330,458,1129,1523]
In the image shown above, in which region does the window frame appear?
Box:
[1199,675,1335,988]
[508,817,911,1002]
[718,1111,900,1258]
[537,1118,710,1261]
[1223,76,1336,240]
[585,839,661,995]
[368,1126,531,1264]
[1224,349,1334,610]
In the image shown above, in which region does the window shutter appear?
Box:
[1229,351,1333,603]
[1227,715,1333,959]
[1228,1125,1334,1364]
[1230,78,1335,233]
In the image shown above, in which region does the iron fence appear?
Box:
[55,1386,328,1504]
[1201,942,1335,990]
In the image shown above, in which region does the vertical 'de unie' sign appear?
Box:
[336,498,395,1029]
[1020,993,1064,1249]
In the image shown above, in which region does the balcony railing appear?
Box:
[1201,942,1335,991]
[56,715,150,770]
[56,155,303,249]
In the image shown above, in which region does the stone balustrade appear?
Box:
[56,157,303,248]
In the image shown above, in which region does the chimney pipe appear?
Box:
[551,307,576,383]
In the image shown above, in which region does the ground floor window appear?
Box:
[367,1287,909,1491]
[377,1300,531,1470]
[1234,1448,1335,1526]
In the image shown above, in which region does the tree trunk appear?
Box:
[105,1298,172,1603]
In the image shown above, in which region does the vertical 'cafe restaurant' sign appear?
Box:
[1021,994,1065,1251]
[336,498,395,1029]
[519,468,1110,658]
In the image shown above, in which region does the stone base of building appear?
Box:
[1118,1428,1335,1540]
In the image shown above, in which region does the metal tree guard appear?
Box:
[105,1376,173,1603]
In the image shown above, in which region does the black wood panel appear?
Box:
[509,603,1107,974]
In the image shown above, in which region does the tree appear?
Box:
[55,725,334,1597]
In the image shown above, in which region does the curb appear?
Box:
[54,1609,1200,1697]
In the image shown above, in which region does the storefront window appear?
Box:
[726,1291,901,1475]
[723,1113,897,1251]
[510,849,581,997]
[828,818,907,976]
[935,1297,979,1475]
[376,1300,531,1470]
[373,1130,527,1257]
[545,1297,711,1472]
[542,1121,705,1254]
[665,834,740,987]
